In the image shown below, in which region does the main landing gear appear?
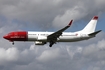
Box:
[49,44,53,47]
[49,41,55,47]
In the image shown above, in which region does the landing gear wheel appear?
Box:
[49,41,55,47]
[49,44,53,47]
[12,42,14,45]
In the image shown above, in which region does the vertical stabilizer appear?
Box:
[81,16,98,34]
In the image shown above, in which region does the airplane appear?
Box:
[3,16,101,47]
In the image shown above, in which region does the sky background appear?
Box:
[0,0,105,70]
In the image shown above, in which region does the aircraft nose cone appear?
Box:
[3,35,9,40]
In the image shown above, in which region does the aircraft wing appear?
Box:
[47,20,73,47]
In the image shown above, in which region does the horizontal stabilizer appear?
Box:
[88,30,102,36]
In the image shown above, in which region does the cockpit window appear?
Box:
[8,33,12,36]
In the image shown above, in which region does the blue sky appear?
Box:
[97,14,105,31]
[72,15,105,32]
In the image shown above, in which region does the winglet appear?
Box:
[68,20,73,26]
[93,16,98,20]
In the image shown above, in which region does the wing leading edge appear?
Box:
[47,20,73,47]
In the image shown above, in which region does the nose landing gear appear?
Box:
[12,42,14,45]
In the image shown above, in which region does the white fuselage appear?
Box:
[28,31,91,42]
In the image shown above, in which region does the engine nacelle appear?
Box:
[37,36,47,41]
[35,41,46,45]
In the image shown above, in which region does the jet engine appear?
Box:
[35,41,46,45]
